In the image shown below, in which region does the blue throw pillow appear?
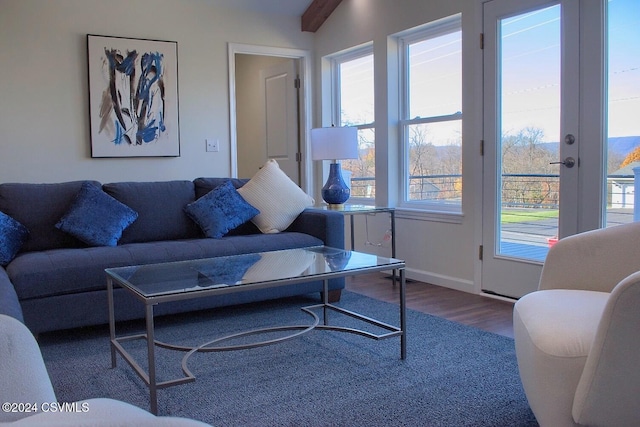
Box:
[0,211,29,266]
[184,180,259,239]
[55,182,138,247]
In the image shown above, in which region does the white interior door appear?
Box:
[482,0,581,298]
[261,60,301,184]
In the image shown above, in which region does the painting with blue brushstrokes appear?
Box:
[88,35,180,157]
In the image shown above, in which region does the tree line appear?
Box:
[344,125,631,204]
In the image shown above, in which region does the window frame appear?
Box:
[397,14,463,213]
[329,45,375,205]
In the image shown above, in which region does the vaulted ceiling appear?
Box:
[301,0,342,32]
[206,0,341,33]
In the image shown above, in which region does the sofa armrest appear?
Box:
[0,314,57,423]
[7,398,212,426]
[539,221,640,293]
[0,267,24,323]
[286,209,345,249]
[572,271,640,426]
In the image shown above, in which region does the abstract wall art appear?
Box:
[87,35,180,157]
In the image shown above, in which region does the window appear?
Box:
[330,48,375,201]
[399,15,462,211]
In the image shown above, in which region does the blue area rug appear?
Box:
[39,291,538,426]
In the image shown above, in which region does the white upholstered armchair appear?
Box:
[0,314,211,426]
[513,222,640,427]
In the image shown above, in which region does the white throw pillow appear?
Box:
[238,159,314,233]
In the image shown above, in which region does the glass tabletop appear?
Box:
[105,246,403,298]
[315,204,394,214]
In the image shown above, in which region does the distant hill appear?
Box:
[608,136,640,156]
[536,136,640,156]
[429,136,640,156]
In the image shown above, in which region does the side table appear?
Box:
[316,204,396,284]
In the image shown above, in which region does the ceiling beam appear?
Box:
[301,0,342,32]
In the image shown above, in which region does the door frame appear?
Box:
[228,43,313,194]
[479,0,606,299]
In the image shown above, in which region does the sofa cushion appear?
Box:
[0,211,29,266]
[184,180,259,239]
[55,182,138,247]
[103,181,200,244]
[237,160,314,234]
[513,289,610,427]
[7,233,323,300]
[193,178,261,236]
[0,181,101,252]
[193,177,249,199]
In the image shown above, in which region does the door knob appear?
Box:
[550,157,576,168]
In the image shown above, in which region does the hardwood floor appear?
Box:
[345,273,515,338]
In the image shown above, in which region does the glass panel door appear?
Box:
[498,4,561,263]
[482,0,637,299]
[482,0,580,298]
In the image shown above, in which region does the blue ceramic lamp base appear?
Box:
[322,163,350,207]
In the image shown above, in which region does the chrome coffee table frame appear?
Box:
[106,246,406,415]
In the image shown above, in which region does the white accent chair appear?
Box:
[513,222,640,427]
[0,314,211,426]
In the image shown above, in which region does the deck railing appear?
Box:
[350,173,635,224]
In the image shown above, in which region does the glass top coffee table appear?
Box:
[106,246,406,414]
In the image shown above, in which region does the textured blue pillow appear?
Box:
[0,211,29,266]
[55,182,138,247]
[184,180,259,239]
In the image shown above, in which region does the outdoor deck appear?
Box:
[499,208,633,262]
[500,241,548,262]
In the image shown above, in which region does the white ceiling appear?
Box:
[206,0,314,17]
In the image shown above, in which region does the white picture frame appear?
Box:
[87,35,180,157]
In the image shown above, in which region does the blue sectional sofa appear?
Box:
[0,178,344,333]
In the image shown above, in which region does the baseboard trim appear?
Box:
[480,291,518,303]
[406,268,475,294]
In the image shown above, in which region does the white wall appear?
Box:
[313,0,483,293]
[1,0,486,295]
[0,0,313,184]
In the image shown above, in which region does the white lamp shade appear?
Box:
[310,127,358,161]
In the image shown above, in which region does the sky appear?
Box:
[338,0,639,144]
[501,0,639,141]
[606,0,640,137]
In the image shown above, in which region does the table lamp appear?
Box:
[311,126,358,208]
